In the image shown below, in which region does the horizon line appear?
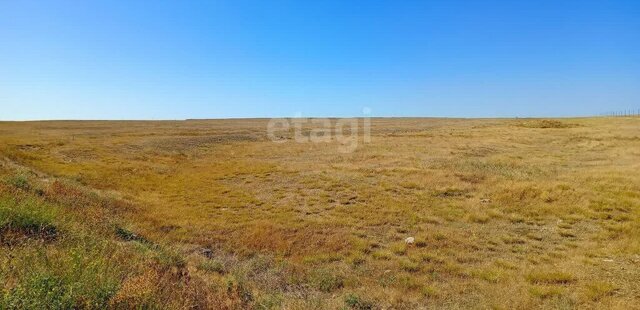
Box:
[0,115,622,122]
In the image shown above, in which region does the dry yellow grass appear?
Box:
[1,117,639,309]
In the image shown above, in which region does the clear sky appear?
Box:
[1,1,639,120]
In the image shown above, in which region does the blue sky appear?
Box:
[1,0,639,120]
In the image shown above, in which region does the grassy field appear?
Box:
[0,117,639,309]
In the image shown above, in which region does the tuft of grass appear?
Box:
[396,274,422,290]
[198,259,225,274]
[418,252,445,264]
[348,253,366,266]
[468,212,490,224]
[152,247,187,269]
[6,175,30,191]
[390,243,407,256]
[529,286,565,299]
[344,293,374,310]
[399,259,420,273]
[473,268,503,283]
[584,281,617,301]
[559,230,576,238]
[494,259,518,270]
[115,226,148,243]
[434,188,467,198]
[413,237,427,248]
[371,250,393,260]
[526,271,577,285]
[309,269,344,293]
[421,285,440,298]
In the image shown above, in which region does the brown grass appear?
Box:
[1,117,639,309]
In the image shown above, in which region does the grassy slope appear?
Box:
[0,164,251,309]
[0,117,639,309]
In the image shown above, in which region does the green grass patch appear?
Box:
[0,197,58,243]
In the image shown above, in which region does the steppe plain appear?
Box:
[0,117,638,309]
